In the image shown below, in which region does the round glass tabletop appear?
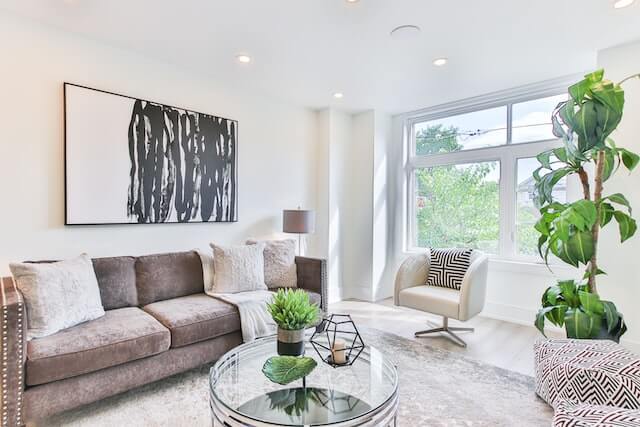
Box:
[209,336,398,426]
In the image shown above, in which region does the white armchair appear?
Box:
[394,249,489,347]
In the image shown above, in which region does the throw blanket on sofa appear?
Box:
[207,290,276,342]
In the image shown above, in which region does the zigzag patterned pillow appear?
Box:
[426,248,473,290]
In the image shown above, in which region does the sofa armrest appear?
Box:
[1,276,26,426]
[295,257,327,313]
[394,252,430,306]
[458,252,489,321]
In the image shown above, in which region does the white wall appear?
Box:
[596,40,640,350]
[314,109,393,302]
[343,111,375,299]
[0,13,319,274]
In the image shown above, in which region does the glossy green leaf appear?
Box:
[565,230,594,266]
[601,149,616,182]
[606,193,632,214]
[613,211,638,242]
[262,356,317,385]
[564,308,602,339]
[620,148,640,171]
[553,147,569,163]
[537,151,552,169]
[578,291,604,316]
[602,301,620,334]
[599,202,615,226]
[557,280,579,307]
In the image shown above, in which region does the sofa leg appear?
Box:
[414,317,473,348]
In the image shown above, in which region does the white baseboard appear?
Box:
[482,301,640,354]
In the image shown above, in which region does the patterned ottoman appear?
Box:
[534,339,640,410]
[553,402,640,427]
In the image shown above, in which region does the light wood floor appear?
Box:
[329,298,562,376]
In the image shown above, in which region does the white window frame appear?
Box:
[404,75,581,262]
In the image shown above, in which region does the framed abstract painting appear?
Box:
[64,83,238,225]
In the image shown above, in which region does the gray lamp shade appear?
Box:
[283,209,315,234]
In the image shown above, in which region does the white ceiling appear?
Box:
[2,0,640,114]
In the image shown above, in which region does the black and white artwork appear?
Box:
[64,83,237,225]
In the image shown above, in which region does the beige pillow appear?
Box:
[246,239,297,289]
[9,254,105,339]
[208,243,267,294]
[196,249,215,294]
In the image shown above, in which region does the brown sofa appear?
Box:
[0,251,327,425]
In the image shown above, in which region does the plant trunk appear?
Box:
[577,167,591,200]
[589,150,605,295]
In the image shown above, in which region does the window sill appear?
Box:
[488,257,578,277]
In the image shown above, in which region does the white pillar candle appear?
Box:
[332,338,347,364]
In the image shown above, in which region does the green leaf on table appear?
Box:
[262,356,317,385]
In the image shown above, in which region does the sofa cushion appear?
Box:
[92,256,137,309]
[26,307,170,386]
[143,294,240,348]
[135,251,204,305]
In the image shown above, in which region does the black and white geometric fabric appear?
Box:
[534,339,640,411]
[553,402,640,427]
[426,248,473,290]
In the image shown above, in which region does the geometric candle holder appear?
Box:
[309,314,365,368]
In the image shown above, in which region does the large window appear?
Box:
[408,92,569,260]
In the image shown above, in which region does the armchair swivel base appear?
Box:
[414,316,474,347]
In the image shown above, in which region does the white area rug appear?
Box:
[39,327,553,426]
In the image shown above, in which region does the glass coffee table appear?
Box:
[209,336,398,426]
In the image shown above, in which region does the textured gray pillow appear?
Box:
[9,254,105,339]
[246,239,297,289]
[208,243,268,294]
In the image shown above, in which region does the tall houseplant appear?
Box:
[534,70,640,341]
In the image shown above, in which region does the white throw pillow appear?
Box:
[9,254,105,339]
[246,239,297,289]
[209,243,268,293]
[196,249,215,294]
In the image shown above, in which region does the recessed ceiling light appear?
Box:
[433,58,448,66]
[236,54,252,64]
[614,0,635,8]
[390,25,421,40]
[333,92,344,99]
[346,0,360,3]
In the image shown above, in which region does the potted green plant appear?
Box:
[534,69,639,341]
[267,289,319,356]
